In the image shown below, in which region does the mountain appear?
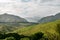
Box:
[38,13,60,23]
[0,13,28,22]
[0,13,29,32]
[55,13,60,19]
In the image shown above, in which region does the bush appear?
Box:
[0,34,4,39]
[0,32,44,40]
[31,32,44,40]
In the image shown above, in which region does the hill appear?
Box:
[38,13,60,23]
[0,13,29,33]
[0,13,39,33]
[13,20,60,40]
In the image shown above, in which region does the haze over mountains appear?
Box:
[25,16,41,22]
[24,12,60,23]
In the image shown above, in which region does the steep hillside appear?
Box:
[14,20,60,36]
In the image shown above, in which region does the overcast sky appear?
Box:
[0,0,60,18]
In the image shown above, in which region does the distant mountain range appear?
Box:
[0,13,60,33]
[0,13,28,23]
[0,13,60,24]
[38,13,60,23]
[0,13,39,33]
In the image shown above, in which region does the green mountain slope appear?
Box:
[14,20,60,36]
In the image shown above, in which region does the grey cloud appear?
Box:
[21,0,31,2]
[40,0,53,3]
[39,0,60,6]
[0,0,60,18]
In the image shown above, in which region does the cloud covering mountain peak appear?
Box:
[0,0,60,18]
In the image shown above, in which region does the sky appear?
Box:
[0,0,60,18]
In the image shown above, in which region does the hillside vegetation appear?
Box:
[14,20,60,35]
[13,20,60,40]
[0,20,60,40]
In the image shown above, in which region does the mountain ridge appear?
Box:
[38,13,60,23]
[0,13,28,23]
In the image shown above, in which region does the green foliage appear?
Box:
[0,32,44,40]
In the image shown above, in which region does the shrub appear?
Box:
[31,32,44,40]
